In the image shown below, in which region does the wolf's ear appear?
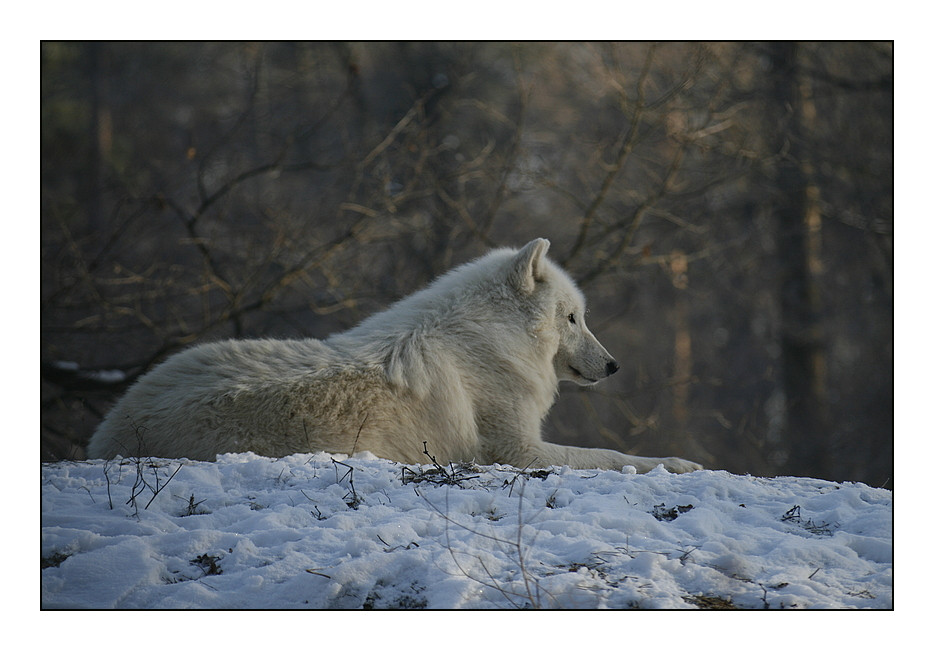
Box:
[510,238,550,293]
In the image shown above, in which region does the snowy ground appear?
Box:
[41,451,891,610]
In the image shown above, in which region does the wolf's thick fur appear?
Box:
[87,239,701,473]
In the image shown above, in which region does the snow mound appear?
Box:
[41,452,891,609]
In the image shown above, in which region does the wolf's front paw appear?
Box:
[662,457,703,473]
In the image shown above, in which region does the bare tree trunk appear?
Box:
[766,42,830,478]
[86,43,110,235]
[671,250,691,432]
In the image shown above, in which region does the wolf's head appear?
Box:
[509,238,619,386]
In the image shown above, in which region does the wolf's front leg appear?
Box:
[530,442,702,473]
[617,454,703,474]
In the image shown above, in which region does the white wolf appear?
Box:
[87,238,702,473]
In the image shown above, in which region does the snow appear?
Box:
[48,360,127,384]
[41,451,891,611]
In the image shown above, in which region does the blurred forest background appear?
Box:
[40,42,893,485]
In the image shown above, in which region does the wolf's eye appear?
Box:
[568,313,576,324]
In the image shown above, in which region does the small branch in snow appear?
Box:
[332,458,362,509]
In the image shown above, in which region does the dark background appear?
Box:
[40,42,893,485]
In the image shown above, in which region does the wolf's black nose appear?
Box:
[606,360,620,376]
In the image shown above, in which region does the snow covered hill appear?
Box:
[41,452,891,610]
